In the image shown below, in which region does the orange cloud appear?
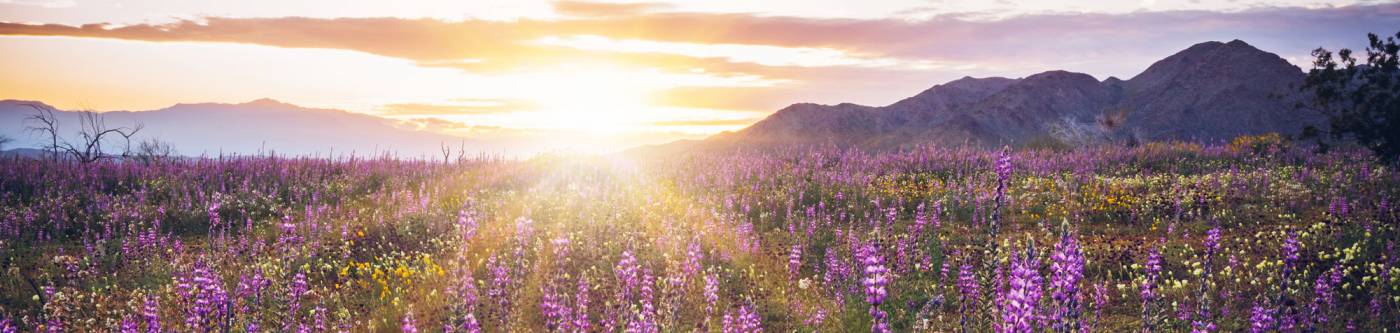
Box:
[646,86,796,111]
[2,4,1394,76]
[2,4,1388,69]
[647,118,760,127]
[1,3,1397,111]
[552,0,673,17]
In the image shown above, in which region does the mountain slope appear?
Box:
[681,39,1320,152]
[1119,39,1319,142]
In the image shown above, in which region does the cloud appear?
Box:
[378,100,537,116]
[645,86,799,111]
[0,4,1392,74]
[552,0,673,17]
[1,3,1396,108]
[647,118,760,127]
[0,0,74,9]
[398,117,470,131]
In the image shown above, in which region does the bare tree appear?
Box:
[456,140,467,164]
[23,104,61,161]
[133,137,177,165]
[440,141,453,164]
[0,134,12,151]
[118,124,143,158]
[63,111,144,163]
[24,104,144,163]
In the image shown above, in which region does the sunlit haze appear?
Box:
[3,2,1400,332]
[1,0,1397,153]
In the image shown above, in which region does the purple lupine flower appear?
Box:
[1049,231,1084,333]
[1370,297,1382,318]
[1250,301,1275,333]
[992,257,1008,317]
[1274,231,1300,330]
[1193,225,1223,332]
[704,272,720,320]
[540,288,565,331]
[542,240,578,331]
[958,263,980,301]
[788,243,803,280]
[178,261,228,331]
[142,295,161,333]
[45,314,62,333]
[626,268,660,333]
[237,269,269,329]
[449,263,481,333]
[514,216,535,243]
[930,202,942,230]
[1,317,16,333]
[894,238,912,274]
[287,271,308,328]
[454,267,483,333]
[1310,265,1342,330]
[684,241,703,279]
[457,206,477,242]
[910,203,929,239]
[1001,243,1042,333]
[207,199,222,231]
[823,249,854,304]
[401,311,418,333]
[958,262,979,333]
[995,148,1013,182]
[313,305,326,332]
[1190,321,1217,333]
[1204,226,1221,253]
[615,250,640,300]
[804,304,827,328]
[1176,300,1194,323]
[573,275,591,332]
[1089,282,1107,331]
[1281,232,1300,272]
[551,236,571,263]
[1329,196,1349,221]
[1141,245,1163,332]
[486,255,512,325]
[721,303,762,333]
[990,147,1013,241]
[860,242,891,333]
[460,313,481,333]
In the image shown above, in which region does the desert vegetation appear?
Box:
[1,138,1397,332]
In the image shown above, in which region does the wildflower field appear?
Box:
[1,141,1398,332]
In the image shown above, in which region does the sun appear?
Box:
[515,64,658,135]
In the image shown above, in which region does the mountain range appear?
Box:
[647,39,1322,153]
[2,39,1325,157]
[0,99,466,158]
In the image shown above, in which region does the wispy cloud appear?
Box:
[0,0,75,9]
[551,0,673,17]
[648,118,760,127]
[378,100,538,116]
[1,3,1394,82]
[0,0,1397,150]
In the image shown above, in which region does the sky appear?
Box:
[1,0,1398,151]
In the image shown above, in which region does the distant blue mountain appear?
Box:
[0,98,471,158]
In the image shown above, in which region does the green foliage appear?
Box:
[1302,30,1400,163]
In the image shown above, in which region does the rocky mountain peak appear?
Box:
[661,39,1324,152]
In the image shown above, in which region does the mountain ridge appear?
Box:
[0,98,469,157]
[646,39,1322,154]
